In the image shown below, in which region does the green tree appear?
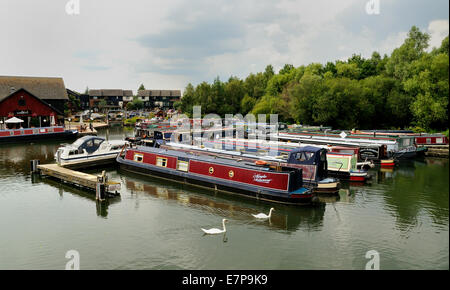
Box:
[138,83,146,91]
[385,26,430,81]
[279,64,294,75]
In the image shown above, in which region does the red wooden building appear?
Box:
[0,88,64,129]
[0,76,68,129]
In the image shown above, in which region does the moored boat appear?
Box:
[159,141,341,194]
[116,145,316,205]
[325,152,369,182]
[191,138,369,183]
[55,136,127,168]
[0,126,78,143]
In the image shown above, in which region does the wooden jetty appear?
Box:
[423,145,449,158]
[31,161,120,200]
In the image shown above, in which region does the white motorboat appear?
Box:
[55,136,127,168]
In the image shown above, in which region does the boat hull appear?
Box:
[392,150,417,159]
[59,153,119,169]
[117,152,315,205]
[0,128,78,143]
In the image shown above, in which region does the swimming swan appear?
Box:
[252,208,275,219]
[201,219,228,234]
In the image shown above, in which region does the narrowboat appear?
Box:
[160,141,341,194]
[353,130,449,146]
[273,131,417,159]
[194,138,369,182]
[0,126,78,143]
[55,136,127,168]
[326,152,369,182]
[116,145,316,205]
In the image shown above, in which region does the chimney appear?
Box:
[10,87,15,94]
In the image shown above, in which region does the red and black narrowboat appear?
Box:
[117,145,316,205]
[0,126,78,143]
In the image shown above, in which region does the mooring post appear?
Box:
[30,160,40,173]
[56,149,61,166]
[96,175,105,201]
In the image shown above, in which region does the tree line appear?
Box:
[178,26,449,131]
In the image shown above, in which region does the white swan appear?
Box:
[252,208,275,219]
[201,219,228,234]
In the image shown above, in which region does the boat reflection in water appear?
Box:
[121,170,326,232]
[317,183,359,204]
[31,173,121,218]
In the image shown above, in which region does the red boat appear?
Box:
[117,145,316,205]
[0,126,78,143]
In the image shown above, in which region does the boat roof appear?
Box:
[135,146,287,172]
[73,136,105,142]
[290,146,323,153]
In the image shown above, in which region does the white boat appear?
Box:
[55,136,127,168]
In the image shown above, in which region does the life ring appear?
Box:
[255,160,267,166]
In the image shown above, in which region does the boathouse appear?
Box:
[0,76,68,129]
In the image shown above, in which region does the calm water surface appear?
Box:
[0,127,448,269]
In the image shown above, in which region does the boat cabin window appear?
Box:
[85,140,93,148]
[69,150,79,156]
[177,160,189,172]
[402,138,411,146]
[294,152,314,162]
[99,143,108,150]
[93,139,103,147]
[156,157,168,167]
[133,153,144,162]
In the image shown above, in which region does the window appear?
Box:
[134,153,144,162]
[295,152,314,162]
[402,139,411,146]
[426,138,431,144]
[156,157,168,167]
[177,160,189,172]
[93,139,103,147]
[18,99,26,106]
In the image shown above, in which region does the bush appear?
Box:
[124,116,143,126]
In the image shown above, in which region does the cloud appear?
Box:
[0,0,448,92]
[428,19,449,50]
[82,65,111,71]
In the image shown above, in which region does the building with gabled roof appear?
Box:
[0,76,68,113]
[137,89,181,109]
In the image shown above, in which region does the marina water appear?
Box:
[0,127,448,269]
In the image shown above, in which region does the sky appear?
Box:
[0,0,448,93]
